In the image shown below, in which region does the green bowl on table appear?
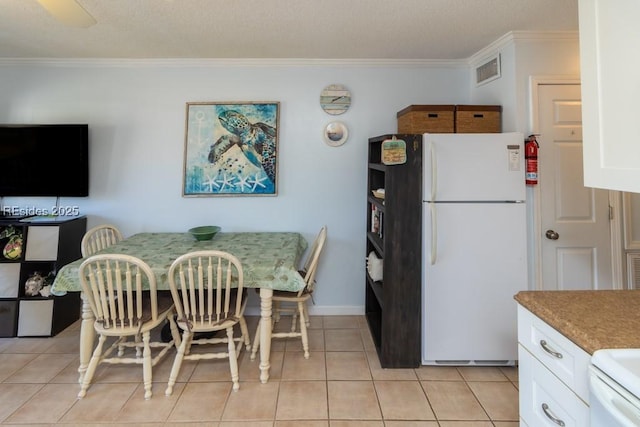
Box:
[188,225,221,241]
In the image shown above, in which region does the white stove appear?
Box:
[590,349,640,426]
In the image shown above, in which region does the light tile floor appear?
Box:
[0,315,519,426]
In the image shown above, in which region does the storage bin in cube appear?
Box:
[25,226,59,261]
[0,300,17,337]
[0,264,20,297]
[17,299,53,336]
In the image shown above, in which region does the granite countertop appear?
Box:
[514,290,640,355]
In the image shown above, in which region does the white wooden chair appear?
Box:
[78,254,180,399]
[250,226,327,359]
[81,224,123,257]
[165,250,250,394]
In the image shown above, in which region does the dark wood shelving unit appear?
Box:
[0,216,86,337]
[365,134,422,368]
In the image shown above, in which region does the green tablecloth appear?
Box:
[52,232,308,293]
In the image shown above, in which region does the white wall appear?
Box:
[0,60,468,314]
[468,32,581,132]
[468,32,583,290]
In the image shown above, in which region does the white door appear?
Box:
[538,84,613,290]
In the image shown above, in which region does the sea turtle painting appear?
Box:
[182,102,279,196]
[208,109,277,185]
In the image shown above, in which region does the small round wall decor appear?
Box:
[320,84,351,115]
[323,121,349,147]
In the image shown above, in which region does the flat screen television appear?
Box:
[0,124,89,197]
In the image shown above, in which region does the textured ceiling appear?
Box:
[0,0,579,60]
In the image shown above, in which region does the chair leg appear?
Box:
[167,315,181,349]
[298,301,309,359]
[273,301,281,323]
[135,334,143,358]
[290,304,298,332]
[226,327,240,391]
[166,329,191,396]
[78,334,106,398]
[239,316,251,350]
[141,331,153,399]
[303,302,311,327]
[291,302,298,332]
[118,336,126,357]
[250,322,261,360]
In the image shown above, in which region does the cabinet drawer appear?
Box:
[517,305,591,402]
[519,345,589,427]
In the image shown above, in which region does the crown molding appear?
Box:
[468,30,579,66]
[0,31,577,69]
[0,57,468,68]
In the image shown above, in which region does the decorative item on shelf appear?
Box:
[320,84,351,115]
[323,121,349,147]
[40,271,56,297]
[370,205,383,238]
[24,271,45,296]
[39,285,52,297]
[372,188,385,199]
[382,136,407,165]
[367,251,383,282]
[0,226,23,260]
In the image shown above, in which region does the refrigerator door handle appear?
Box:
[430,143,437,202]
[430,203,437,265]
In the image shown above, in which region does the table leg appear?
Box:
[78,292,95,384]
[258,287,273,383]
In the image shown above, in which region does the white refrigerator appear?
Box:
[422,132,527,365]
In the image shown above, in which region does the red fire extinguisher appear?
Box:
[525,134,539,185]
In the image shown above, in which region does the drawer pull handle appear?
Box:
[541,403,566,426]
[540,340,563,359]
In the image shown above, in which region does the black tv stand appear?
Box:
[0,213,31,221]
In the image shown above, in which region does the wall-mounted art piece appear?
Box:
[183,102,279,196]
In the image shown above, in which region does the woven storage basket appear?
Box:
[397,105,455,133]
[455,105,502,133]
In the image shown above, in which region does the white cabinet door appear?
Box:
[579,0,640,192]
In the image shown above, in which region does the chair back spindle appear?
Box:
[81,224,124,257]
[80,254,158,330]
[299,225,327,296]
[169,251,244,329]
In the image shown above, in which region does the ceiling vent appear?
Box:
[475,54,501,86]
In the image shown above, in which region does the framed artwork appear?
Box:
[183,102,279,196]
[323,121,349,147]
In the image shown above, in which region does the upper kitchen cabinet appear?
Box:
[579,0,640,193]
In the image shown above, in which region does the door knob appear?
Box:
[545,230,560,240]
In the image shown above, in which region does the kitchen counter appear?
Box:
[514,290,640,355]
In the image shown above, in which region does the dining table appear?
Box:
[51,231,308,384]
